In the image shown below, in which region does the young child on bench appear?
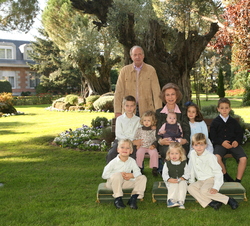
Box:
[106,95,141,163]
[102,139,147,209]
[158,112,183,142]
[134,110,159,176]
[188,133,239,210]
[210,98,247,183]
[162,142,189,209]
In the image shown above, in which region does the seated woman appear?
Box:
[156,83,190,160]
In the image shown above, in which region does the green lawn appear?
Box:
[0,103,249,226]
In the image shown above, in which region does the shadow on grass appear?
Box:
[0,130,30,136]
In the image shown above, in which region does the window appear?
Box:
[0,46,13,59]
[26,47,33,60]
[0,71,16,88]
[28,72,40,88]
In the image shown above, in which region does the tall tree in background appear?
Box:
[0,0,39,32]
[42,0,121,96]
[29,29,82,94]
[70,0,221,103]
[211,0,250,89]
[217,68,225,98]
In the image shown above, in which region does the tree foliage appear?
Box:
[29,29,82,94]
[0,0,39,32]
[217,67,225,98]
[70,0,220,103]
[42,0,121,96]
[213,0,250,70]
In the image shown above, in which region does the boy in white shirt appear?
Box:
[102,139,147,209]
[106,95,141,163]
[188,133,238,210]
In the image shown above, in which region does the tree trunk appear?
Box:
[78,55,120,96]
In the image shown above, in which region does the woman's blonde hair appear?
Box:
[166,142,186,161]
[160,83,183,104]
[140,110,157,126]
[191,133,207,145]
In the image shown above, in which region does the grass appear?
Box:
[0,102,250,226]
[194,95,250,124]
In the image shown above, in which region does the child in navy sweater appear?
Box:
[210,98,247,183]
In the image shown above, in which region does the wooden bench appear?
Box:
[96,181,247,203]
[152,181,247,202]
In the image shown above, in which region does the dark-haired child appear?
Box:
[186,102,213,157]
[210,98,247,183]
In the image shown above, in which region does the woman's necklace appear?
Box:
[167,105,175,113]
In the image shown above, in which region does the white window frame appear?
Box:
[0,71,16,88]
[0,42,16,60]
[0,45,14,59]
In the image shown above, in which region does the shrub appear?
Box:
[0,80,12,93]
[201,105,218,118]
[35,84,48,94]
[93,95,114,112]
[65,94,79,105]
[242,87,250,106]
[91,116,109,128]
[0,92,13,105]
[12,94,61,105]
[21,91,31,96]
[84,95,100,110]
[100,126,115,146]
[0,92,17,113]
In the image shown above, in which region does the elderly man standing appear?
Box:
[114,46,162,117]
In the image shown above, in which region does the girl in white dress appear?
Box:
[186,103,213,157]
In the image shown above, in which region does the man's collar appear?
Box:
[133,63,144,70]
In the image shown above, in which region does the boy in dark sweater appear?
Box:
[210,98,247,183]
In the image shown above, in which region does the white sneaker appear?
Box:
[178,201,185,209]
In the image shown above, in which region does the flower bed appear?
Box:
[243,129,250,144]
[225,88,245,97]
[53,125,109,151]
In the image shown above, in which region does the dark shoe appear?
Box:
[208,200,223,210]
[223,173,234,182]
[127,194,139,209]
[235,178,241,183]
[228,198,239,210]
[152,167,158,177]
[114,197,126,209]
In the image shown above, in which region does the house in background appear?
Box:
[0,39,40,95]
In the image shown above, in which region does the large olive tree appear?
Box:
[70,0,220,103]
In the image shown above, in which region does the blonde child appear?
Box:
[162,142,189,209]
[134,111,159,176]
[188,133,238,210]
[186,102,213,157]
[102,139,147,209]
[158,112,183,142]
